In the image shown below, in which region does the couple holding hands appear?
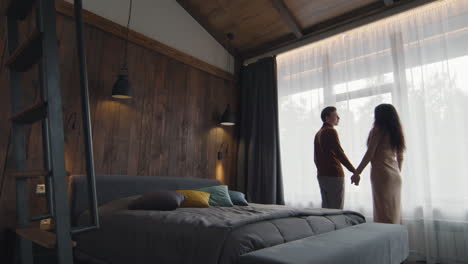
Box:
[314,104,405,224]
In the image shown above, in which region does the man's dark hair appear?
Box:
[321,106,336,122]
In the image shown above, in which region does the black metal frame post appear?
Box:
[72,0,100,232]
[36,4,55,220]
[7,14,33,264]
[38,0,74,263]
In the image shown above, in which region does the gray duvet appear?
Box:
[76,196,365,264]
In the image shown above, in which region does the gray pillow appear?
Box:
[128,191,186,211]
[228,190,249,206]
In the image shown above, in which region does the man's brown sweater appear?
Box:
[314,123,355,177]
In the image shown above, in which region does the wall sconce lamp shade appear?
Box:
[112,71,132,99]
[220,105,236,126]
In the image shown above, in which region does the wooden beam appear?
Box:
[242,0,435,61]
[301,2,386,37]
[55,0,235,82]
[176,0,238,57]
[10,170,50,179]
[242,33,297,61]
[243,1,386,59]
[271,0,303,38]
[241,33,296,61]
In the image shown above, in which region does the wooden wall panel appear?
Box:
[0,11,239,259]
[58,15,239,179]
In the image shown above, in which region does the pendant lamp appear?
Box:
[112,0,133,99]
[220,104,236,126]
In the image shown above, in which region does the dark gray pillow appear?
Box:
[128,191,186,211]
[228,190,249,206]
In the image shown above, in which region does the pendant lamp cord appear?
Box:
[123,0,133,70]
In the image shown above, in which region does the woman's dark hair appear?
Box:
[321,106,336,122]
[369,104,406,153]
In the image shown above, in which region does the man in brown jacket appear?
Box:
[314,106,356,209]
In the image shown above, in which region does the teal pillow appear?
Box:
[228,190,249,206]
[197,185,233,207]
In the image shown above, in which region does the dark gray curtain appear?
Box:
[237,57,284,205]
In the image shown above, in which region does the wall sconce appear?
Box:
[217,142,228,160]
[220,104,236,126]
[218,104,235,160]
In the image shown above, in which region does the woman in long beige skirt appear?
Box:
[351,104,406,224]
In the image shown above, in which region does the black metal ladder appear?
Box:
[5,0,99,263]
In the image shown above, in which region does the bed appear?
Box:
[70,175,366,264]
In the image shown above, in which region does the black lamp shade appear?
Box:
[220,105,236,126]
[112,73,132,99]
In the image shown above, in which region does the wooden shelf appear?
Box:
[16,228,77,249]
[5,30,42,72]
[11,170,49,179]
[6,0,36,20]
[10,101,47,124]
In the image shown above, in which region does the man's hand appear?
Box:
[351,174,361,186]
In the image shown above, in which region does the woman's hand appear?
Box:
[351,174,361,186]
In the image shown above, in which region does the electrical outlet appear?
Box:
[36,184,46,194]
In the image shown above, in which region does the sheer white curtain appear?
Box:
[277,0,468,263]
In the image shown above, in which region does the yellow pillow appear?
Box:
[176,190,211,208]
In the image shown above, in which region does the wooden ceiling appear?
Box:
[177,0,415,60]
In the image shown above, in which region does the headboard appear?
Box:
[70,175,220,219]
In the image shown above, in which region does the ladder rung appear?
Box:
[16,228,77,249]
[6,0,36,20]
[5,31,42,72]
[10,101,47,124]
[11,170,49,179]
[71,225,98,235]
[31,213,53,222]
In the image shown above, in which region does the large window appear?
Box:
[277,0,468,263]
